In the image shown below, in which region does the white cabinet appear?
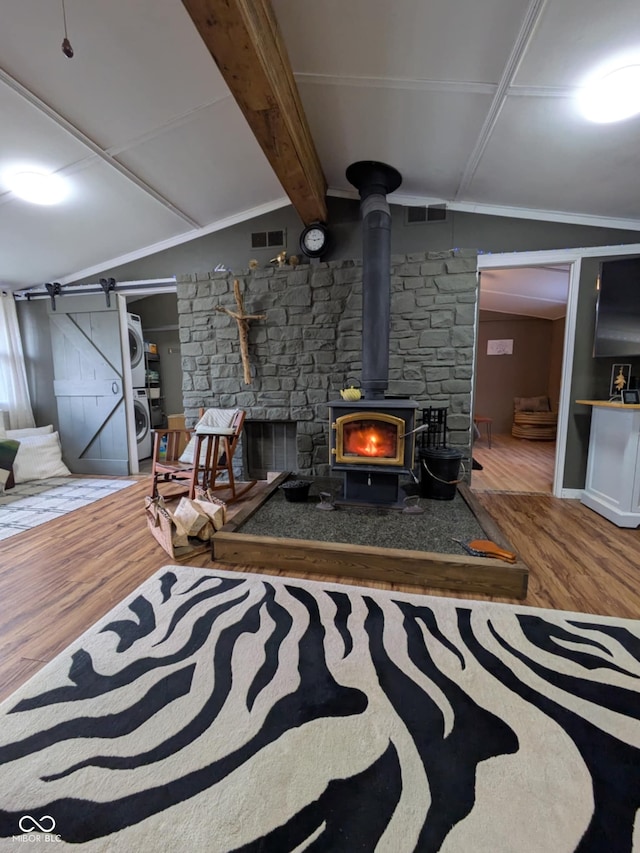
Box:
[578,400,640,528]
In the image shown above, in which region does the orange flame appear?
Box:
[343,423,397,458]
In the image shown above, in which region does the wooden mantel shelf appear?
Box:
[576,399,640,409]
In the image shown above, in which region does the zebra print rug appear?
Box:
[1,567,638,851]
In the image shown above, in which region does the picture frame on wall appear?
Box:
[610,363,632,397]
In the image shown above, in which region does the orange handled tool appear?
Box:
[468,539,517,563]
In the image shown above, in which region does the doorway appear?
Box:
[125,292,183,431]
[475,244,640,498]
[472,258,572,496]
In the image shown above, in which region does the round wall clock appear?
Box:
[299,222,330,258]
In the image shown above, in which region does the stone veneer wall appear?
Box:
[177,248,478,479]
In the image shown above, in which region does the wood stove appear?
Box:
[328,160,419,507]
[330,398,418,506]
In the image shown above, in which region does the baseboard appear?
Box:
[560,488,583,499]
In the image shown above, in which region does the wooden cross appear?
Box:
[215,279,266,385]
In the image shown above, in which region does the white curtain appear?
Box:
[0,292,35,429]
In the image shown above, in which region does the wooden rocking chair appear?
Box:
[150,408,256,503]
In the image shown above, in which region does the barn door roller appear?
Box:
[99,277,117,307]
[44,282,62,311]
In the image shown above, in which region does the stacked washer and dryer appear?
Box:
[127,312,152,460]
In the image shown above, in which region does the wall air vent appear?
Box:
[251,229,286,249]
[405,204,447,224]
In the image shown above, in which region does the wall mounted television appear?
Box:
[593,257,640,357]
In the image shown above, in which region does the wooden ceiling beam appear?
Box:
[182,0,328,225]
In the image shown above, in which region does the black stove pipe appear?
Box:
[346,161,402,400]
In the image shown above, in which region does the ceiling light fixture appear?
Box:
[61,0,74,58]
[6,170,69,205]
[578,64,640,123]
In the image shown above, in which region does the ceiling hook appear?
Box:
[44,282,62,311]
[99,277,117,307]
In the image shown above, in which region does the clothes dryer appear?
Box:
[134,387,152,460]
[127,312,146,388]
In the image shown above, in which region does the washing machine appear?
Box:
[127,312,146,389]
[134,388,152,460]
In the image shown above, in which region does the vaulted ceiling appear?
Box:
[2,0,640,292]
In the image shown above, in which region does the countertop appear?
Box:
[576,399,640,409]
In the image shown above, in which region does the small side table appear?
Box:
[474,416,493,449]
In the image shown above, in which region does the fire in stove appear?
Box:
[334,412,406,466]
[345,421,396,458]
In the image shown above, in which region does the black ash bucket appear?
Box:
[419,448,463,500]
[280,480,312,503]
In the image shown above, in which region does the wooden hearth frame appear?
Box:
[212,473,529,599]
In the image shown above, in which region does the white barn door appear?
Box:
[48,295,129,475]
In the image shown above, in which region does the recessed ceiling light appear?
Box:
[578,64,640,123]
[6,170,69,205]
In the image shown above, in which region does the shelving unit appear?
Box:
[145,347,166,428]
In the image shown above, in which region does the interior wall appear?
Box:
[564,256,640,489]
[548,317,566,410]
[17,298,58,430]
[16,203,640,490]
[475,312,554,434]
[565,259,600,489]
[177,250,478,478]
[69,199,640,286]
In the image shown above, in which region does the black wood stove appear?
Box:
[329,160,418,507]
[329,397,418,506]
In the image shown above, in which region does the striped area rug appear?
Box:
[0,566,638,851]
[0,478,137,541]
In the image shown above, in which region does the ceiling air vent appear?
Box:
[405,204,447,224]
[251,229,286,249]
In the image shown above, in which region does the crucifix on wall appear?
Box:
[215,279,266,385]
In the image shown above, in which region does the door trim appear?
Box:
[478,242,640,497]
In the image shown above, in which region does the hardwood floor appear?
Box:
[472,432,556,493]
[1,470,638,704]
